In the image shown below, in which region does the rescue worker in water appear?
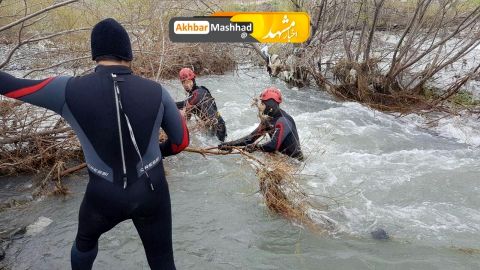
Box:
[175,67,227,142]
[218,87,303,160]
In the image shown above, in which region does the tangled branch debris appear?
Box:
[182,145,336,234]
[0,108,336,233]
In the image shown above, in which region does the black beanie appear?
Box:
[91,18,133,61]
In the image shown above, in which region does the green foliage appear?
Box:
[421,87,479,108]
[454,0,480,13]
[451,91,480,107]
[422,86,441,100]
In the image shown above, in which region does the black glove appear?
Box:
[244,144,258,153]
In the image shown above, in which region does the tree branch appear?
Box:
[0,127,71,145]
[22,55,91,78]
[0,28,89,69]
[392,8,480,78]
[363,0,385,61]
[0,0,79,32]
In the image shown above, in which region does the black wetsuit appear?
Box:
[222,108,303,160]
[176,85,227,141]
[0,65,189,270]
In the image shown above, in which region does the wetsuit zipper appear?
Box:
[112,73,154,191]
[112,74,128,189]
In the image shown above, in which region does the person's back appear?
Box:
[0,18,188,270]
[66,65,186,186]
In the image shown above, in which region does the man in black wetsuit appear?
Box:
[218,87,303,160]
[0,18,188,269]
[175,67,227,141]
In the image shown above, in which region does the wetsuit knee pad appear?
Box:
[71,241,98,270]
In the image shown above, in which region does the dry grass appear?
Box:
[255,155,334,233]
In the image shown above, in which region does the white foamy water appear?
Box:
[26,216,53,236]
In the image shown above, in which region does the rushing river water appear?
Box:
[1,69,480,269]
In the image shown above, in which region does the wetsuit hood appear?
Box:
[262,99,281,117]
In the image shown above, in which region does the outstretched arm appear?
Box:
[220,122,268,147]
[175,89,200,110]
[160,87,190,157]
[0,71,70,114]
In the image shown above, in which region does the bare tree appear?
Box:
[0,0,79,32]
[0,0,87,73]
[250,0,480,113]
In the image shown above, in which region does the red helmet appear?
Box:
[179,67,195,81]
[260,87,282,104]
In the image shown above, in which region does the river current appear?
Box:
[1,69,479,269]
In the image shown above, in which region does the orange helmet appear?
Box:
[179,67,195,81]
[260,87,282,104]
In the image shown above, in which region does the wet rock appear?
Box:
[371,228,389,240]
